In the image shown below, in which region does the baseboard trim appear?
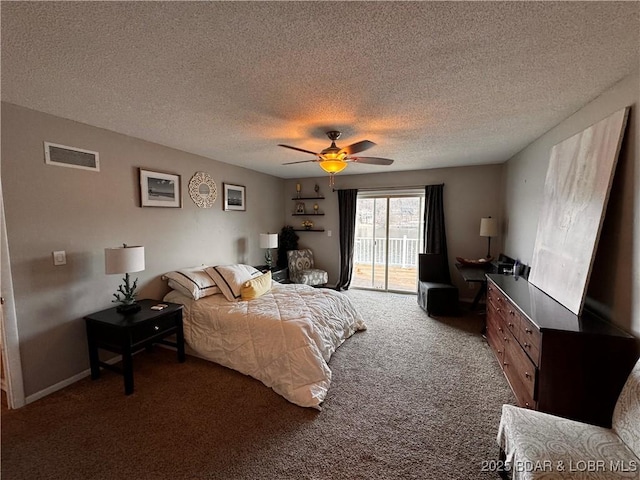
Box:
[24,344,180,405]
[25,356,122,405]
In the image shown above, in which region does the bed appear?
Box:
[162,264,366,409]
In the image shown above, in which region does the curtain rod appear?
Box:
[332,183,444,192]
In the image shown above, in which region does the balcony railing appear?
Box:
[354,236,421,268]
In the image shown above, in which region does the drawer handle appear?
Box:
[503,337,508,342]
[497,298,502,302]
[154,325,160,331]
[524,342,530,348]
[497,350,502,354]
[525,328,532,334]
[525,372,531,379]
[503,361,508,366]
[498,327,503,332]
[509,310,515,316]
[525,402,530,408]
[496,308,501,312]
[508,322,514,328]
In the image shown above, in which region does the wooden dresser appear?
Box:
[486,274,638,427]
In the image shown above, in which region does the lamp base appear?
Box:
[116,303,141,314]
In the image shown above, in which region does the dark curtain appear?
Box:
[336,188,358,290]
[423,184,451,283]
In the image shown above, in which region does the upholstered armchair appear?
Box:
[287,249,328,287]
[497,357,640,480]
[417,253,458,316]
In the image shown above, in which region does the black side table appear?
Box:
[253,265,290,283]
[84,299,185,395]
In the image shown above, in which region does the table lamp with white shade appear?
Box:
[479,217,498,258]
[105,244,145,313]
[259,233,278,269]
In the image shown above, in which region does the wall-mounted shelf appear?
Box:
[292,196,325,200]
[293,228,325,232]
[292,213,324,216]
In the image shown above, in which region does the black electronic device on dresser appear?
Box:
[84,299,185,395]
[485,274,639,428]
[254,265,289,283]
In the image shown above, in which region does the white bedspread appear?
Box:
[164,283,366,409]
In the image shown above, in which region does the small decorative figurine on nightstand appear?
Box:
[302,220,313,230]
[314,183,320,197]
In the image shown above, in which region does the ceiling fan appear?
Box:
[279,130,394,186]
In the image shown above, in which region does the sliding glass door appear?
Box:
[352,190,424,292]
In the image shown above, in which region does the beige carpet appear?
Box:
[1,290,515,479]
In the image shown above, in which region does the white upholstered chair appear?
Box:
[287,249,328,286]
[497,357,640,479]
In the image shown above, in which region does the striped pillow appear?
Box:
[205,264,262,301]
[162,266,220,300]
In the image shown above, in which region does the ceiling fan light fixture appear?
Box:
[318,159,348,174]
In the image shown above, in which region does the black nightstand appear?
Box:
[254,265,289,283]
[84,299,185,395]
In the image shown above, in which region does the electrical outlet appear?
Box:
[327,230,332,237]
[53,250,66,266]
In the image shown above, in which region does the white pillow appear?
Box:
[162,266,220,300]
[205,264,262,301]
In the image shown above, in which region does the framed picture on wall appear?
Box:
[139,168,182,208]
[223,183,246,211]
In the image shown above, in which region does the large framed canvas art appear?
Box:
[528,107,629,315]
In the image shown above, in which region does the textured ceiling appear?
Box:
[2,2,639,178]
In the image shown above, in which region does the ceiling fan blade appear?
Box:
[278,144,320,156]
[348,156,394,166]
[282,159,319,165]
[339,140,376,155]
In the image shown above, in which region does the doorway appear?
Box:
[352,190,425,292]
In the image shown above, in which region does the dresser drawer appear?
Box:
[503,328,537,406]
[518,316,541,364]
[131,313,177,345]
[486,311,505,363]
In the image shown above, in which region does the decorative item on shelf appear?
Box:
[302,220,314,230]
[296,182,301,199]
[480,216,498,258]
[105,244,145,313]
[314,184,320,197]
[313,203,319,214]
[259,233,278,269]
[295,202,305,214]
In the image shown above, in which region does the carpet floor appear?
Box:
[1,289,515,479]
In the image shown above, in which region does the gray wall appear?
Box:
[1,102,285,398]
[502,71,640,336]
[285,164,505,295]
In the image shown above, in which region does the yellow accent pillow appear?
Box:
[240,271,272,300]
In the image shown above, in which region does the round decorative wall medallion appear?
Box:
[188,172,217,208]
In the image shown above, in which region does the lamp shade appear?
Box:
[479,217,498,237]
[259,233,278,249]
[105,246,145,274]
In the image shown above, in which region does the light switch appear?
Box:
[53,250,66,266]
